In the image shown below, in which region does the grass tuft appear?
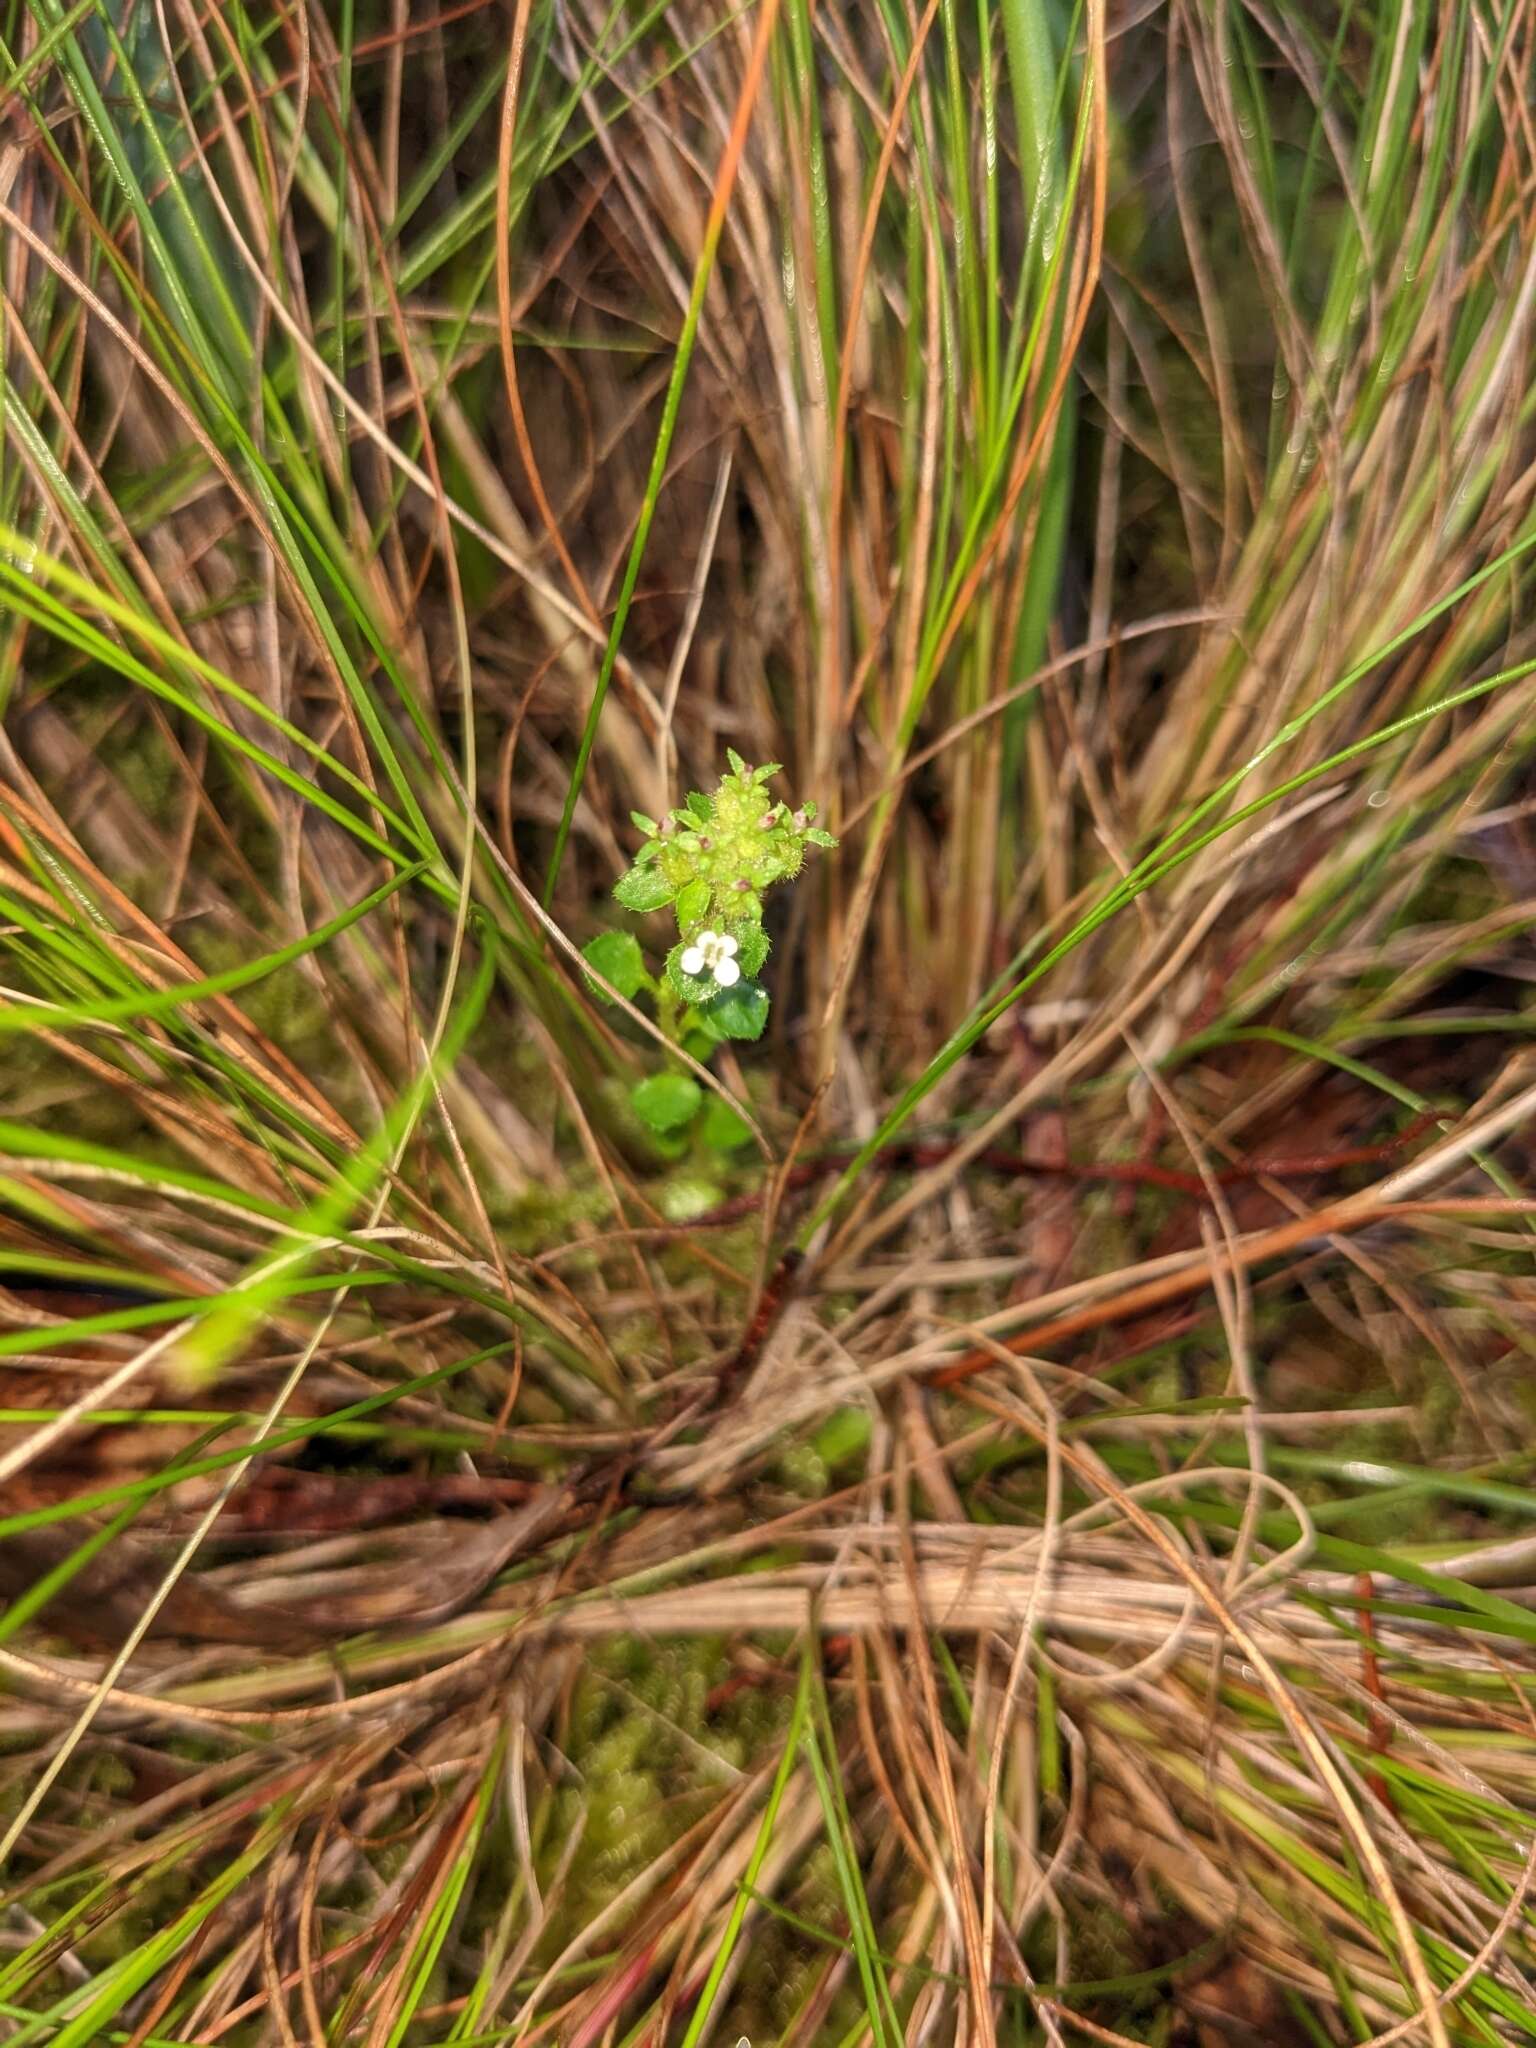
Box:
[3,0,1536,2040]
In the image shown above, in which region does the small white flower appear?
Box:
[679,929,741,987]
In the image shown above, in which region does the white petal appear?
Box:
[717,934,739,956]
[714,956,741,987]
[697,929,719,948]
[680,946,705,974]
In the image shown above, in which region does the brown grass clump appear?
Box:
[2,0,1536,2040]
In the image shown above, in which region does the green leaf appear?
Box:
[632,1073,703,1134]
[666,942,719,1005]
[630,811,658,837]
[676,878,711,929]
[707,981,769,1041]
[614,865,677,913]
[724,920,770,976]
[805,828,838,848]
[725,747,747,776]
[581,931,646,1002]
[751,763,783,783]
[813,1407,872,1471]
[684,791,713,822]
[700,1096,753,1152]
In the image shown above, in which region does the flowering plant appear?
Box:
[581,754,835,1138]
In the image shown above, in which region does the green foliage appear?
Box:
[613,864,677,913]
[726,920,772,978]
[613,758,834,941]
[701,981,769,1042]
[812,1406,872,1472]
[631,1072,703,1133]
[664,939,726,1008]
[699,1097,753,1152]
[675,877,711,927]
[586,760,833,1148]
[580,930,647,1001]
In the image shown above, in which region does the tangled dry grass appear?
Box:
[2,0,1536,2040]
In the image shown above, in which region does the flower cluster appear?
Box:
[614,752,836,933]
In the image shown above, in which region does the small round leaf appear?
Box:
[581,931,646,1002]
[614,865,677,913]
[631,1072,703,1133]
[706,981,769,1041]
